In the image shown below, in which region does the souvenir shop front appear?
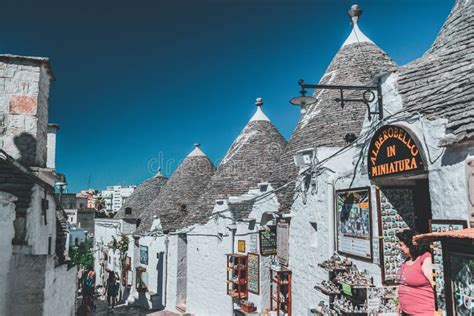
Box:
[368,125,432,284]
[313,125,438,315]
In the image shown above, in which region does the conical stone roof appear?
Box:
[115,170,168,221]
[397,0,474,146]
[136,144,215,234]
[276,4,397,212]
[184,98,287,226]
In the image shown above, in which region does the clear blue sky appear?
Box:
[1,0,454,192]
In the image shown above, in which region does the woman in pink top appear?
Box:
[396,229,435,316]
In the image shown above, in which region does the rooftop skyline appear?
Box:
[0,0,454,191]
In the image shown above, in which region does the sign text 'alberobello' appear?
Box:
[368,125,424,178]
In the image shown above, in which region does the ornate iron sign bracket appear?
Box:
[294,79,384,121]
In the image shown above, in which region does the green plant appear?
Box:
[110,235,129,257]
[70,242,94,268]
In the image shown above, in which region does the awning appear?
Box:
[414,228,474,244]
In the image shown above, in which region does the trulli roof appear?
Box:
[184,100,287,226]
[276,5,397,212]
[397,0,474,146]
[115,170,168,221]
[136,144,215,234]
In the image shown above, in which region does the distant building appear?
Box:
[100,185,136,213]
[66,225,88,249]
[77,189,98,209]
[57,192,95,235]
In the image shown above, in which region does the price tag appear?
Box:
[341,282,352,296]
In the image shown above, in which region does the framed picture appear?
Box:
[140,245,149,265]
[247,253,260,294]
[335,187,373,261]
[430,219,468,312]
[238,240,246,253]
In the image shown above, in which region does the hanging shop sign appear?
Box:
[238,240,246,253]
[277,221,289,266]
[368,125,425,179]
[429,220,468,311]
[247,253,260,295]
[259,225,277,256]
[336,188,373,261]
[249,233,258,253]
[377,187,415,284]
[140,245,149,265]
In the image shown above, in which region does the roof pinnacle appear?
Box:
[188,143,206,157]
[154,168,163,178]
[348,4,363,25]
[342,4,374,47]
[249,97,270,122]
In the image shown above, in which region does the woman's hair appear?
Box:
[396,229,430,260]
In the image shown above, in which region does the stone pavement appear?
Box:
[76,295,181,316]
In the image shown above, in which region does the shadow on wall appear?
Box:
[441,146,474,166]
[14,132,37,166]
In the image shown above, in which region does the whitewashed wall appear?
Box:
[185,201,233,316]
[0,192,16,316]
[43,258,78,316]
[26,185,56,255]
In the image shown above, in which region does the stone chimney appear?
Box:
[0,55,54,167]
[47,123,59,170]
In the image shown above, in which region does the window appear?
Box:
[125,207,132,215]
[48,237,52,255]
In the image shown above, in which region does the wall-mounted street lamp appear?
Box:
[55,180,67,205]
[289,79,384,120]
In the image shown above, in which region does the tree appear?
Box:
[109,235,130,300]
[94,196,106,212]
[70,242,94,268]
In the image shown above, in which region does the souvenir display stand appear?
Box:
[227,253,248,300]
[414,228,474,316]
[270,266,292,316]
[311,254,373,316]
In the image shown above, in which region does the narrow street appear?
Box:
[76,296,177,316]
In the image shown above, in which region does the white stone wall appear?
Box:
[43,257,78,316]
[26,184,56,255]
[46,124,57,169]
[185,203,234,316]
[0,61,51,167]
[0,192,16,316]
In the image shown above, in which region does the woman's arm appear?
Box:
[421,255,436,287]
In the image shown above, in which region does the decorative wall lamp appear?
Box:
[289,79,384,121]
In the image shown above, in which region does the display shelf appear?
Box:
[314,285,340,296]
[226,254,248,300]
[270,267,292,316]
